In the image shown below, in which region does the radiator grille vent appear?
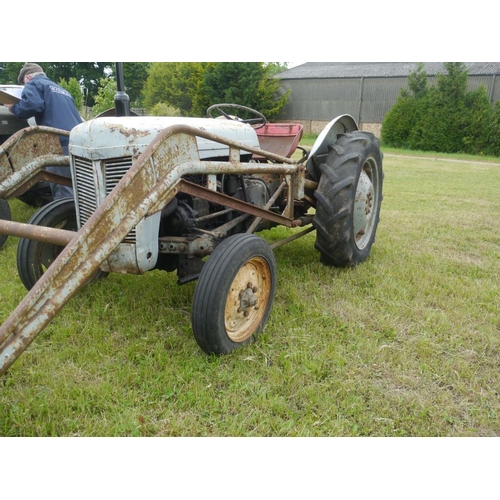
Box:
[73,155,136,243]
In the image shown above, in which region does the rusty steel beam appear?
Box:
[0,219,75,246]
[0,126,68,174]
[178,179,293,227]
[0,126,71,199]
[8,169,72,199]
[0,155,70,199]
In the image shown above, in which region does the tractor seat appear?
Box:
[253,123,303,160]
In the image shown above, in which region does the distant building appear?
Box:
[275,62,500,137]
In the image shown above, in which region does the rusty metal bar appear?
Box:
[8,169,72,199]
[0,219,75,246]
[0,126,68,175]
[304,179,318,191]
[270,225,316,250]
[178,179,294,227]
[191,212,252,239]
[0,155,70,198]
[0,126,71,199]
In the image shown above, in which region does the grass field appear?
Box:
[0,145,499,437]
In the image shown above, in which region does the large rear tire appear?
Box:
[313,131,383,267]
[191,234,277,355]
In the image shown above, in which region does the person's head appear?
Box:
[18,63,45,85]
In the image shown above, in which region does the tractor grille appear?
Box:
[73,155,136,243]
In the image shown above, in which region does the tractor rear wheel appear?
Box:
[0,199,11,249]
[313,131,383,267]
[191,233,277,354]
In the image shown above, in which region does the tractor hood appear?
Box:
[69,116,260,160]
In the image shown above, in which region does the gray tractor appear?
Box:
[0,66,383,375]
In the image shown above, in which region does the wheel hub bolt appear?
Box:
[239,284,259,311]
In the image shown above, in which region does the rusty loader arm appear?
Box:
[0,124,307,375]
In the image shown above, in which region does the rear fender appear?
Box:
[306,115,358,180]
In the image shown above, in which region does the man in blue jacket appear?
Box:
[6,63,82,199]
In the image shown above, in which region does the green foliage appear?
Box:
[422,63,468,153]
[3,61,288,120]
[38,62,112,107]
[488,100,500,156]
[0,62,24,83]
[381,63,430,149]
[407,62,428,98]
[112,62,151,106]
[92,78,117,116]
[265,62,289,76]
[382,63,498,156]
[148,102,182,117]
[142,62,289,119]
[194,62,289,119]
[0,62,137,107]
[437,62,468,101]
[142,63,207,115]
[462,86,493,155]
[381,91,421,148]
[58,77,83,110]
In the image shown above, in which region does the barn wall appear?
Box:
[277,74,500,137]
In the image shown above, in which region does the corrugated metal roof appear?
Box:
[277,62,500,79]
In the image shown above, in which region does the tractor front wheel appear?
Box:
[191,234,277,354]
[313,131,383,267]
[17,198,78,290]
[0,199,11,249]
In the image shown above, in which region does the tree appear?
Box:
[263,62,289,76]
[92,78,117,116]
[149,102,182,117]
[462,86,493,155]
[142,62,207,115]
[0,62,24,83]
[420,63,470,152]
[407,62,428,98]
[194,62,289,119]
[110,62,150,106]
[37,63,112,107]
[382,62,495,155]
[58,77,83,110]
[381,91,421,148]
[381,63,429,148]
[0,62,113,106]
[437,62,468,102]
[142,62,289,119]
[487,100,500,156]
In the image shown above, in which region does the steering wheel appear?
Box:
[206,103,267,130]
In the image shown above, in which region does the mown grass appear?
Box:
[0,149,499,437]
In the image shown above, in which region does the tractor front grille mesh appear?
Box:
[73,155,136,243]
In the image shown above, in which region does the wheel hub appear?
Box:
[225,258,271,342]
[238,282,259,314]
[353,169,374,237]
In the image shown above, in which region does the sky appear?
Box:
[6,1,497,64]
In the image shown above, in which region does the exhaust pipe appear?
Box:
[114,62,130,117]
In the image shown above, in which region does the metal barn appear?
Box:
[275,62,500,136]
